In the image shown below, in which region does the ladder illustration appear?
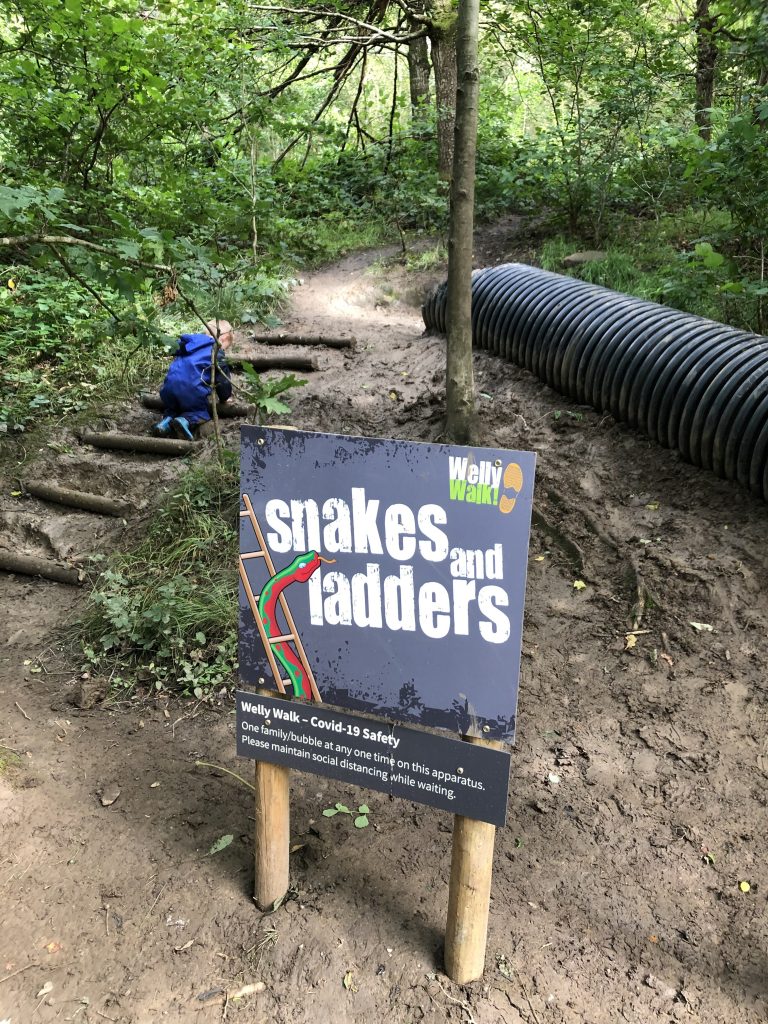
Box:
[239,493,322,702]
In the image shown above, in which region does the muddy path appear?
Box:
[1,221,767,1024]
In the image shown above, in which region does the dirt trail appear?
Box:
[1,227,767,1024]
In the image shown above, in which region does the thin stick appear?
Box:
[195,760,256,792]
[15,702,31,721]
[0,962,38,984]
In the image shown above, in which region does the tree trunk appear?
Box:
[445,0,480,444]
[427,0,459,179]
[694,0,717,141]
[407,35,432,123]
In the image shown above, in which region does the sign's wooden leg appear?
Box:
[444,810,497,983]
[444,735,503,983]
[253,760,290,910]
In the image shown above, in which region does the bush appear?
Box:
[79,452,240,698]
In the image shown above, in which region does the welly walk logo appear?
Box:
[448,454,524,514]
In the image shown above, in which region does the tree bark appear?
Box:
[408,34,432,123]
[445,0,480,444]
[694,0,717,141]
[427,0,459,178]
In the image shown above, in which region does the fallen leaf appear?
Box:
[534,555,545,562]
[343,970,357,992]
[689,621,714,632]
[150,781,160,788]
[739,880,751,893]
[648,935,658,944]
[572,580,587,591]
[660,652,674,667]
[36,982,53,998]
[547,773,560,786]
[99,783,121,807]
[44,942,62,954]
[625,634,638,650]
[229,982,266,1000]
[174,940,194,952]
[10,490,21,497]
[207,834,234,855]
[645,502,659,510]
[7,278,16,290]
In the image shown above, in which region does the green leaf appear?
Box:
[322,808,338,817]
[357,804,369,814]
[195,631,206,644]
[208,834,233,855]
[353,815,369,828]
[335,803,350,813]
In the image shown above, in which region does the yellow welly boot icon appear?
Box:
[499,462,524,514]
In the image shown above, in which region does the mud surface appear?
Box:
[1,219,767,1023]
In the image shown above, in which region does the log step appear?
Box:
[252,332,355,350]
[24,481,132,518]
[81,430,201,456]
[0,550,83,586]
[140,393,253,418]
[228,355,317,373]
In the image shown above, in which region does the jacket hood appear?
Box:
[177,333,215,356]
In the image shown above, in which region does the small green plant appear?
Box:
[0,745,21,776]
[322,802,371,828]
[238,365,307,422]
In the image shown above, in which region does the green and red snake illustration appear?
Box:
[258,551,334,699]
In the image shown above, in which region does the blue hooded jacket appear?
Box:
[159,333,233,425]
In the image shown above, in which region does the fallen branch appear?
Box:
[0,550,82,586]
[228,355,317,373]
[80,430,201,456]
[24,481,131,518]
[140,393,254,419]
[253,332,355,350]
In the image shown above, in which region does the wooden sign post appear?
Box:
[253,760,290,911]
[445,736,503,983]
[238,427,536,979]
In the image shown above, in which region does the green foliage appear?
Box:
[0,266,165,432]
[322,802,371,828]
[79,452,240,698]
[0,745,21,777]
[238,366,307,422]
[540,210,768,333]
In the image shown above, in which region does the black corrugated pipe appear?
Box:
[422,263,768,502]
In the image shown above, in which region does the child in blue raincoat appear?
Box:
[153,319,234,440]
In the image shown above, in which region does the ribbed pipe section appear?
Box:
[422,263,768,501]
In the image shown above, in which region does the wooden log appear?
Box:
[252,333,355,350]
[253,759,291,910]
[228,355,317,373]
[81,430,201,456]
[24,481,131,518]
[0,550,82,586]
[444,735,503,984]
[140,393,254,419]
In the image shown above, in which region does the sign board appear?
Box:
[239,427,535,742]
[236,692,511,825]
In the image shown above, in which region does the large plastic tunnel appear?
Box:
[422,263,768,502]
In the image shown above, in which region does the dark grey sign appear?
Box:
[239,427,536,741]
[236,691,511,826]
